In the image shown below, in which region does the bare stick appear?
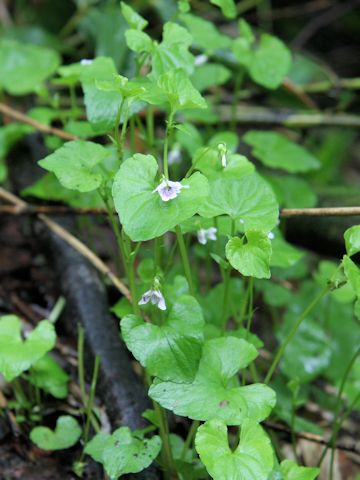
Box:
[0,102,78,141]
[1,202,360,218]
[265,420,360,455]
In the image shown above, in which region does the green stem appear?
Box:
[245,277,254,339]
[77,325,86,406]
[175,225,194,295]
[317,346,360,469]
[146,105,155,150]
[102,192,128,278]
[83,355,100,447]
[114,98,125,158]
[48,296,66,324]
[181,420,199,460]
[264,283,330,385]
[163,111,174,179]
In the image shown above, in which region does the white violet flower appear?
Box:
[153,179,189,202]
[194,54,208,66]
[197,227,217,245]
[80,59,93,66]
[268,231,275,240]
[138,289,166,311]
[217,142,227,168]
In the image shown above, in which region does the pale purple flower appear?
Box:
[80,59,93,66]
[138,289,166,311]
[153,179,189,202]
[268,231,275,240]
[239,218,244,224]
[195,54,208,66]
[197,227,217,245]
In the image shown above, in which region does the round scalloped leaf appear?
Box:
[112,153,209,241]
[248,34,292,90]
[279,459,320,480]
[0,39,60,95]
[149,337,276,425]
[30,416,81,451]
[0,315,56,382]
[198,169,279,233]
[195,418,274,480]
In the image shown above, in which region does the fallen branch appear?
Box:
[0,102,78,141]
[1,203,360,218]
[265,420,360,455]
[217,105,360,128]
[0,187,130,300]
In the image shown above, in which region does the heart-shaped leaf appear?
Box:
[30,415,81,450]
[120,1,148,30]
[121,295,204,382]
[85,427,161,480]
[38,140,109,192]
[198,167,279,233]
[149,337,276,425]
[244,131,320,173]
[112,153,209,241]
[344,225,360,257]
[195,418,274,480]
[226,231,272,279]
[30,354,69,399]
[0,315,56,382]
[210,0,236,18]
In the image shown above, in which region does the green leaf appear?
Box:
[85,427,161,479]
[121,295,204,382]
[125,29,153,53]
[30,354,69,399]
[344,225,360,257]
[210,0,236,18]
[120,2,148,30]
[280,459,320,480]
[22,173,104,208]
[80,57,123,133]
[244,131,320,173]
[180,14,231,51]
[149,337,276,425]
[191,63,231,92]
[0,315,56,382]
[343,255,360,319]
[280,460,320,480]
[0,39,60,95]
[38,141,109,192]
[151,22,194,78]
[30,416,81,450]
[194,146,254,178]
[248,34,292,89]
[195,418,274,480]
[198,168,279,232]
[226,231,272,279]
[112,153,209,241]
[256,280,293,307]
[157,69,207,112]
